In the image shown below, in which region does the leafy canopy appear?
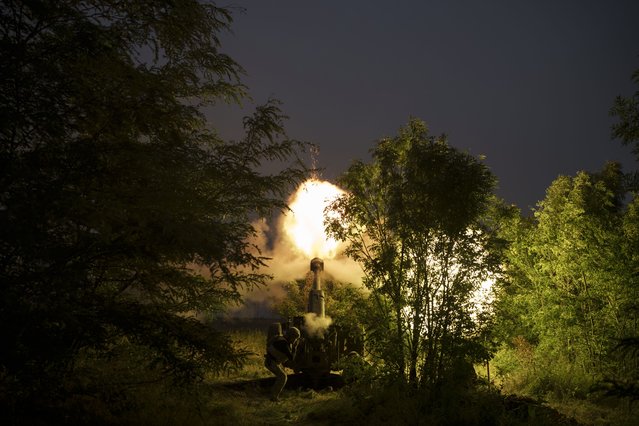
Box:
[493,162,639,397]
[0,0,306,392]
[326,118,498,387]
[611,69,639,159]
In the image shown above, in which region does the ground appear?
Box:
[197,326,635,426]
[208,379,344,426]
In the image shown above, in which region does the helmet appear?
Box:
[285,327,301,341]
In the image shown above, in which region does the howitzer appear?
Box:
[267,257,363,386]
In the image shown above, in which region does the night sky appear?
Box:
[211,1,639,212]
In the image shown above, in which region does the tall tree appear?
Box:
[608,65,639,400]
[0,0,305,400]
[326,119,497,388]
[611,68,639,160]
[495,163,637,396]
[611,67,639,191]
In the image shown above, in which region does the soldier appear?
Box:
[265,327,300,401]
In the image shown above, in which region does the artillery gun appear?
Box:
[267,257,363,386]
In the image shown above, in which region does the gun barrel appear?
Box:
[308,257,325,317]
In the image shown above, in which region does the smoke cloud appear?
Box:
[303,313,333,339]
[226,179,364,318]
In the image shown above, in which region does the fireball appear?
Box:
[282,179,346,259]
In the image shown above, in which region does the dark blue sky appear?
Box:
[211,0,639,211]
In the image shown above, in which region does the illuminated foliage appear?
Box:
[611,69,639,159]
[0,0,305,406]
[611,68,639,191]
[494,162,639,397]
[326,119,498,388]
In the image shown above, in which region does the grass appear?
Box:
[122,382,340,425]
[164,329,639,425]
[191,327,356,425]
[544,397,638,426]
[85,327,346,425]
[210,328,272,382]
[202,328,349,424]
[484,362,639,426]
[206,384,342,426]
[16,327,635,425]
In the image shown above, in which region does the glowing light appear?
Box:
[282,179,346,259]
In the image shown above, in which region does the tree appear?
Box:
[0,0,305,404]
[494,163,637,397]
[611,67,639,191]
[611,69,639,160]
[326,119,497,388]
[608,66,639,400]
